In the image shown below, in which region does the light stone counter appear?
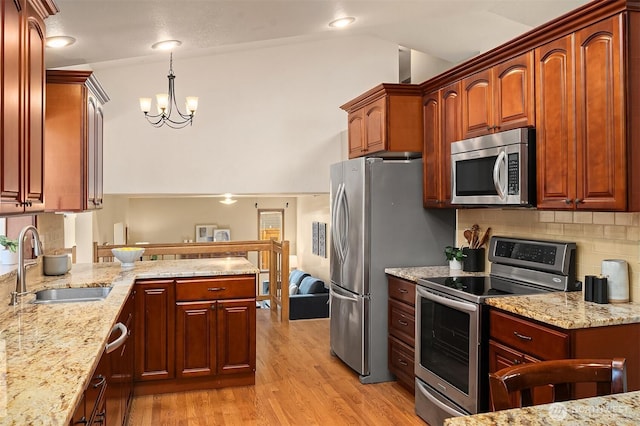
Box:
[384,266,486,283]
[486,292,640,329]
[0,257,259,426]
[444,390,640,426]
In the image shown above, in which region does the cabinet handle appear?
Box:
[398,288,408,294]
[575,198,583,204]
[74,417,88,425]
[398,320,408,326]
[564,199,573,204]
[513,331,533,341]
[207,287,226,292]
[398,359,408,366]
[514,359,521,364]
[92,374,106,389]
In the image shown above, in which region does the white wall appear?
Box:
[92,35,399,196]
[410,50,454,84]
[296,194,331,284]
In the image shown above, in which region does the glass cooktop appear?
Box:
[417,275,550,304]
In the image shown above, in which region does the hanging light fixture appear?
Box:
[139,52,198,129]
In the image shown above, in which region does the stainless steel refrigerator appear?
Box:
[329,157,454,384]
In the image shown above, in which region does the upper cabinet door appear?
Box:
[574,15,626,211]
[363,97,386,154]
[24,5,46,213]
[462,53,534,140]
[494,52,535,132]
[347,109,365,158]
[422,91,441,207]
[0,0,24,214]
[535,35,576,210]
[461,68,492,139]
[440,82,462,206]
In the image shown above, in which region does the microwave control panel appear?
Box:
[507,153,519,195]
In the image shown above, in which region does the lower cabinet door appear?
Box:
[217,298,256,375]
[176,301,217,378]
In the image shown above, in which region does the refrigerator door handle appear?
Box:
[339,183,349,261]
[330,287,358,302]
[331,183,344,263]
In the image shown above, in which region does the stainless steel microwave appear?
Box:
[450,127,535,206]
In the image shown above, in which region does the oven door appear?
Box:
[415,285,480,415]
[451,142,530,206]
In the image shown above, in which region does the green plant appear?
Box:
[0,235,18,253]
[444,246,466,262]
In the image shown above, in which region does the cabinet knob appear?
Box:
[575,198,583,204]
[564,199,573,204]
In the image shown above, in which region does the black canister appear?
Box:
[584,275,595,302]
[462,248,485,272]
[593,276,609,304]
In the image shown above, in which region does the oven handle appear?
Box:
[416,286,478,313]
[493,150,507,200]
[416,379,467,417]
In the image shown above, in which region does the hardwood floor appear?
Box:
[128,308,425,425]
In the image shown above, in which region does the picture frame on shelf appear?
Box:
[213,229,231,242]
[195,224,216,242]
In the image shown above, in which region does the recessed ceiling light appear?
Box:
[220,193,237,205]
[328,17,356,28]
[151,40,182,50]
[45,36,76,48]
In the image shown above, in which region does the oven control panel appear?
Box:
[488,236,576,277]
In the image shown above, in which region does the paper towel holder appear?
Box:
[601,259,629,303]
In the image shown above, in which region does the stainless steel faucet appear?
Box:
[10,225,44,305]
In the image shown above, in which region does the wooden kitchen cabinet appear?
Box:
[340,84,423,159]
[45,70,109,211]
[387,275,416,392]
[70,350,108,425]
[536,16,626,210]
[175,276,256,379]
[423,81,461,208]
[461,52,534,139]
[135,279,176,382]
[107,290,135,426]
[489,308,640,406]
[0,0,55,215]
[136,275,256,395]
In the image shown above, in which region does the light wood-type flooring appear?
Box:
[128,308,425,425]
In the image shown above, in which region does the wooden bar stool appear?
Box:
[489,358,627,411]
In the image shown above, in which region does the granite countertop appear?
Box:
[385,266,486,283]
[486,292,640,329]
[444,390,640,425]
[0,257,259,426]
[386,266,640,330]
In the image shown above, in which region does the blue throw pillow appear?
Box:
[289,270,310,286]
[298,277,325,294]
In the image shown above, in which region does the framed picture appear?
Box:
[213,229,231,242]
[318,222,326,258]
[312,222,319,255]
[195,225,217,242]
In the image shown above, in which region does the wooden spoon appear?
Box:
[478,227,492,248]
[463,229,473,246]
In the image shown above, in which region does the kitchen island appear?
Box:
[0,257,259,425]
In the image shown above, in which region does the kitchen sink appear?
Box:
[33,286,112,304]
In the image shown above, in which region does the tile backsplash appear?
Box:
[458,209,640,302]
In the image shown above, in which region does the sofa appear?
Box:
[264,269,329,320]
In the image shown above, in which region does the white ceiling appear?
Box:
[45,0,591,70]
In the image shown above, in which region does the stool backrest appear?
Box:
[489,358,627,411]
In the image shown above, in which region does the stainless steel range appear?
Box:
[414,236,579,425]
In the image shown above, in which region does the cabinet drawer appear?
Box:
[490,309,569,360]
[176,275,255,301]
[389,336,415,390]
[388,298,415,347]
[388,276,416,306]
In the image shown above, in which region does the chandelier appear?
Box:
[139,53,198,129]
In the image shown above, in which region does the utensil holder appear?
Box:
[462,248,485,272]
